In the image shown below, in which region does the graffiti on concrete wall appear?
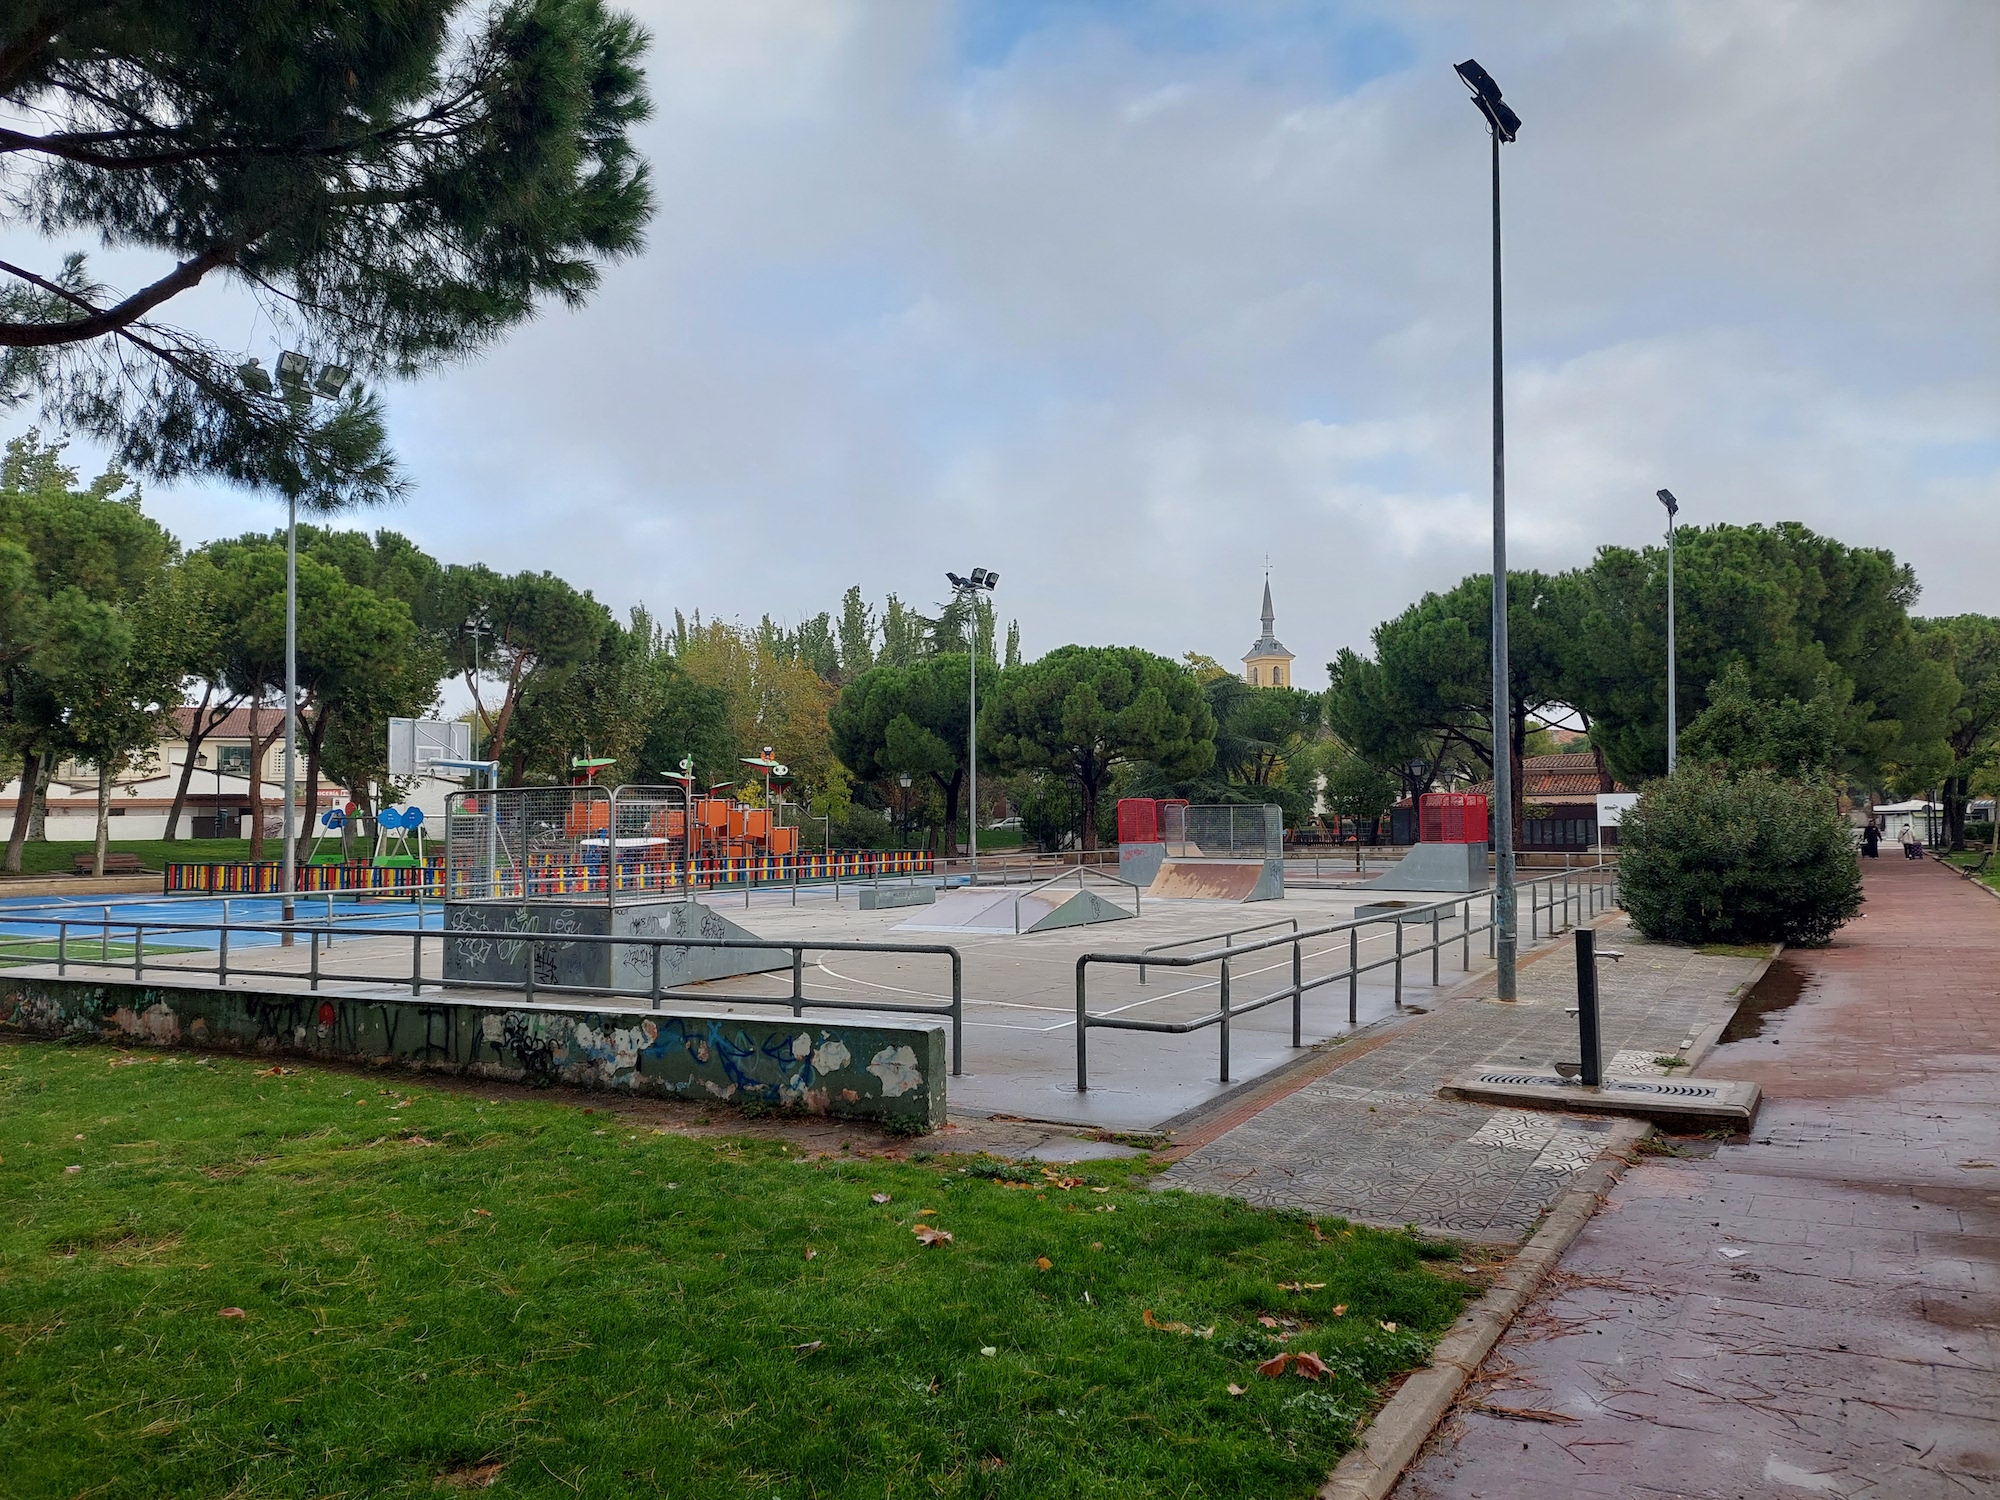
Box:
[0,976,944,1129]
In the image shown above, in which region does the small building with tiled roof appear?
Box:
[1470,752,1625,851]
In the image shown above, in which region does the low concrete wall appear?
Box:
[858,884,935,910]
[0,973,946,1132]
[443,898,790,993]
[1362,842,1490,893]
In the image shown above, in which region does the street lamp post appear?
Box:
[1455,58,1523,1001]
[945,567,1000,884]
[238,351,350,938]
[1657,489,1681,774]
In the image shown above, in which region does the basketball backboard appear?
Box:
[388,717,472,777]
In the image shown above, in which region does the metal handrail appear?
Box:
[1,911,966,1076]
[1137,915,1299,983]
[1073,862,1620,1090]
[1010,864,1142,934]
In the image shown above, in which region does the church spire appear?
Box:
[1243,572,1294,687]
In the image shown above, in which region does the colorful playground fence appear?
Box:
[163,849,933,900]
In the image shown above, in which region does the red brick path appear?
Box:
[1395,855,2000,1498]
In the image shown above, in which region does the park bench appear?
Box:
[72,852,144,875]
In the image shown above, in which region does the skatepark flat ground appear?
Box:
[20,874,1560,1133]
[624,880,1502,1131]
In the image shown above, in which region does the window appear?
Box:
[1248,666,1259,685]
[1274,665,1286,686]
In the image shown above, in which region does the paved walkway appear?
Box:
[1159,919,1766,1242]
[1396,855,2000,1498]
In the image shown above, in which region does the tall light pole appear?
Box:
[238,351,350,936]
[1657,489,1680,774]
[1455,59,1522,1000]
[946,567,999,884]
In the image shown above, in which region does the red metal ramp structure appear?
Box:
[1121,800,1285,903]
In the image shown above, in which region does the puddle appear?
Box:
[1718,956,1812,1043]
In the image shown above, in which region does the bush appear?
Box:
[1618,766,1862,947]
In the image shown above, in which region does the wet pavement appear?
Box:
[1395,855,2000,1498]
[1158,920,1766,1242]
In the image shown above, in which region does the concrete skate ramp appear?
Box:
[1146,858,1284,902]
[894,884,1134,936]
[1362,842,1490,893]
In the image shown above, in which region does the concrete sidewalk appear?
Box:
[1396,855,2000,1498]
[1159,919,1767,1242]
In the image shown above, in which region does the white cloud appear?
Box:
[5,0,1994,689]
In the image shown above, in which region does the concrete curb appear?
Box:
[1317,1116,1651,1500]
[1934,851,2000,906]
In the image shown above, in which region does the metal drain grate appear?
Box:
[1472,1072,1721,1101]
[1606,1079,1719,1099]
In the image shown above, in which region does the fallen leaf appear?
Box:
[1310,1222,1327,1242]
[1460,1264,1478,1274]
[913,1225,954,1246]
[1330,1305,1347,1317]
[1257,1315,1279,1329]
[1143,1309,1196,1335]
[980,1457,1005,1472]
[1256,1352,1290,1378]
[792,1341,823,1359]
[1291,1351,1327,1380]
[63,1165,81,1175]
[871,1193,892,1204]
[473,1208,492,1217]
[1277,1281,1326,1293]
[804,1248,818,1261]
[218,1307,247,1320]
[1090,1241,1103,1251]
[1227,1383,1248,1397]
[917,1208,938,1217]
[979,1346,997,1357]
[435,1459,506,1490]
[1035,1256,1053,1271]
[1380,1321,1398,1333]
[1089,1186,1110,1193]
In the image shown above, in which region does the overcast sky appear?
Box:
[9,1,1998,688]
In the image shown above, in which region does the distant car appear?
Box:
[986,816,1022,830]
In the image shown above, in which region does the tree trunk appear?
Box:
[1944,771,1968,851]
[93,760,110,877]
[246,695,265,859]
[932,768,963,857]
[303,704,329,858]
[4,746,39,873]
[27,756,49,840]
[163,686,237,840]
[1079,778,1100,852]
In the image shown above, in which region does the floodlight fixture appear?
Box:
[1455,58,1520,141]
[1657,488,1679,519]
[313,363,352,399]
[277,349,310,388]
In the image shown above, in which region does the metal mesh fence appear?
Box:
[446,786,613,902]
[1161,802,1281,859]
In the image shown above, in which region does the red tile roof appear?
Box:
[1469,753,1621,801]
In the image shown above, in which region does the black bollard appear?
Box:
[1574,927,1602,1087]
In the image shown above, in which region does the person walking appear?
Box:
[1900,822,1923,860]
[1861,821,1880,858]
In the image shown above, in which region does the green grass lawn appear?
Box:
[1944,848,2000,893]
[1,838,256,877]
[0,1044,1473,1499]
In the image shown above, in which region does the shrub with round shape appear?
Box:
[1618,767,1862,948]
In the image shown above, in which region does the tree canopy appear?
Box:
[0,0,653,506]
[831,656,978,855]
[982,646,1215,850]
